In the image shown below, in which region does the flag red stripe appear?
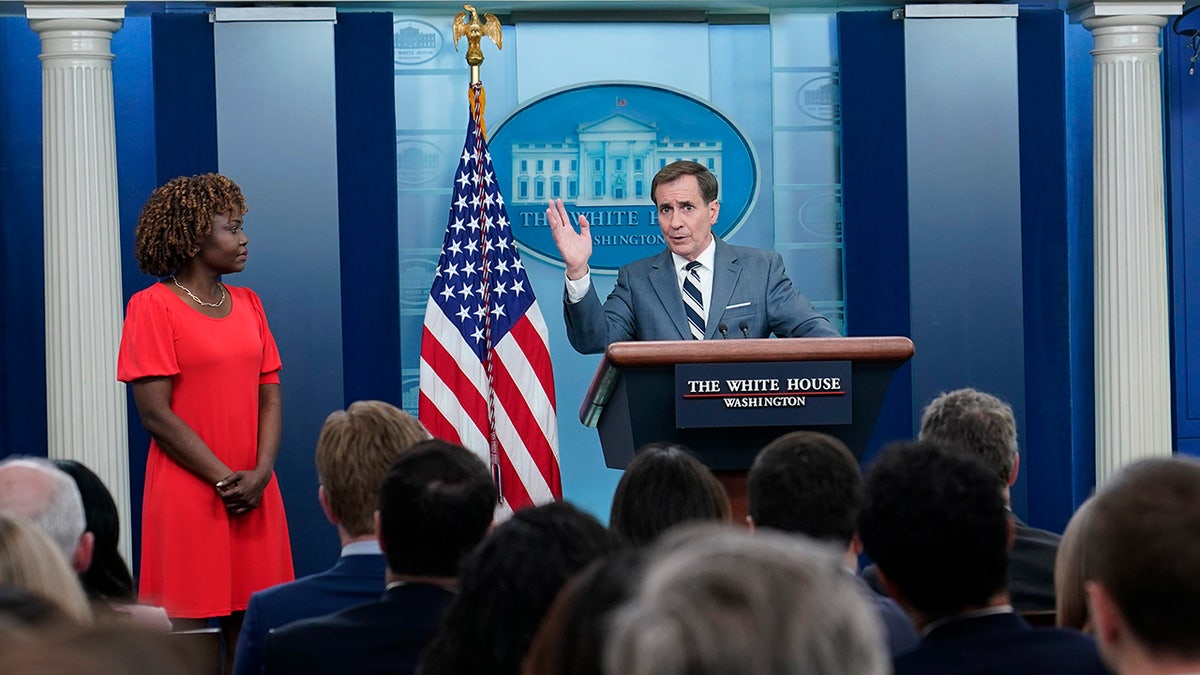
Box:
[508,313,557,409]
[491,354,560,494]
[420,326,489,441]
[496,438,534,509]
[417,391,463,445]
[418,102,561,515]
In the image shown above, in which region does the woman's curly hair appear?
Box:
[133,173,248,277]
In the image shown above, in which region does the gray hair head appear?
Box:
[919,387,1018,487]
[0,457,86,562]
[605,524,887,675]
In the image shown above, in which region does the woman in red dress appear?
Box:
[117,174,294,662]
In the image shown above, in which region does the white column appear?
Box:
[26,2,132,566]
[1071,2,1182,485]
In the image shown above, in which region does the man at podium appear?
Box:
[547,160,838,355]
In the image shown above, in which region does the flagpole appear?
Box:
[454,4,505,502]
[419,4,560,512]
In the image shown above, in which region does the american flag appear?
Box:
[418,84,562,513]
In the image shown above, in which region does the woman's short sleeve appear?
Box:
[117,289,181,383]
[245,289,283,385]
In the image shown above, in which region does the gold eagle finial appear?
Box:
[453,4,503,84]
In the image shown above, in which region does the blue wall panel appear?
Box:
[150,12,218,182]
[0,19,47,459]
[1017,10,1091,531]
[1167,10,1200,456]
[838,10,914,463]
[213,15,346,576]
[334,12,402,407]
[905,15,1029,516]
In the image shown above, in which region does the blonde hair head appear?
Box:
[315,400,431,536]
[0,514,92,625]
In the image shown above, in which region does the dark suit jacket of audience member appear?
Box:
[1007,520,1060,612]
[234,553,387,675]
[861,517,1061,613]
[264,582,454,675]
[852,575,920,656]
[892,611,1109,675]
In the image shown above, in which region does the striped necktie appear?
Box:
[682,261,705,340]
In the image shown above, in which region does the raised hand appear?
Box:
[546,199,592,280]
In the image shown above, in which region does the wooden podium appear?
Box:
[579,337,914,519]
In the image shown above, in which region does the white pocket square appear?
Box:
[724,301,751,310]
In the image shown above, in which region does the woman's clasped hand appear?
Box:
[215,468,271,514]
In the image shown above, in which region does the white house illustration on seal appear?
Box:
[509,113,723,207]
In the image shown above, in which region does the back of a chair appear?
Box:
[169,627,221,675]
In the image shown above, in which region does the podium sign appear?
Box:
[580,338,914,470]
[675,361,852,428]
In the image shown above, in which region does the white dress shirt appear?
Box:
[565,235,717,331]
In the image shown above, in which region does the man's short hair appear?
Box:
[919,388,1018,487]
[315,400,430,537]
[1084,456,1200,660]
[747,431,861,546]
[858,441,1009,619]
[606,525,887,675]
[377,439,496,577]
[0,457,86,562]
[650,160,718,205]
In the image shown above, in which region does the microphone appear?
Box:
[718,322,729,339]
[739,322,750,339]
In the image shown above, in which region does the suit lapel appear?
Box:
[706,239,740,339]
[649,251,691,340]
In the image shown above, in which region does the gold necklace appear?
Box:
[172,276,227,308]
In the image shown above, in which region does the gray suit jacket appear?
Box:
[564,239,838,354]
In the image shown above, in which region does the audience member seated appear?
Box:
[747,430,919,655]
[0,456,95,574]
[1082,457,1200,675]
[263,439,493,675]
[1054,496,1097,632]
[522,550,646,675]
[605,524,888,675]
[0,513,93,624]
[53,459,171,630]
[609,442,730,547]
[236,400,430,675]
[858,441,1108,675]
[891,388,1060,612]
[420,500,620,675]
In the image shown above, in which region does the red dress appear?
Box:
[117,282,294,618]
